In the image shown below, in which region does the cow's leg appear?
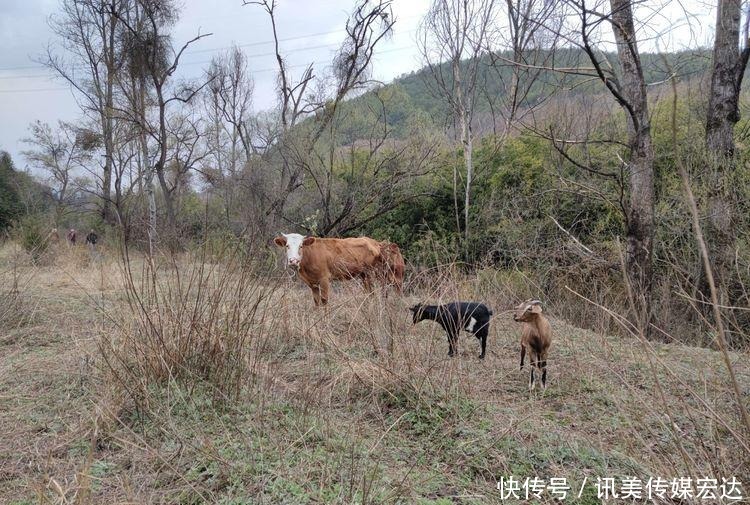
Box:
[319,278,331,306]
[361,273,374,294]
[381,270,390,299]
[383,267,400,298]
[391,267,403,297]
[309,283,322,306]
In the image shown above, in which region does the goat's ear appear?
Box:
[274,236,287,247]
[409,305,418,312]
[302,236,315,246]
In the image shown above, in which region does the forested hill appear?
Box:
[341,48,713,139]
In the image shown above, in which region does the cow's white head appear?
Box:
[274,233,315,268]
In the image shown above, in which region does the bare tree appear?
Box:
[22,121,91,226]
[61,118,140,225]
[486,0,562,135]
[205,46,256,160]
[116,0,157,249]
[202,47,255,228]
[243,0,395,234]
[515,0,656,333]
[107,118,140,226]
[292,92,440,236]
[115,0,212,244]
[418,0,497,243]
[605,0,655,330]
[166,107,211,213]
[703,0,750,305]
[45,0,125,225]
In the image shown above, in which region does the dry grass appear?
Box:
[0,241,748,504]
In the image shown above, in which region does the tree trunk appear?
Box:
[101,107,114,224]
[707,0,745,158]
[462,111,473,244]
[704,0,748,306]
[611,0,655,334]
[452,56,473,244]
[625,130,655,321]
[138,75,156,255]
[154,85,177,239]
[100,3,116,225]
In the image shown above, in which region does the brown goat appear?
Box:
[513,299,551,389]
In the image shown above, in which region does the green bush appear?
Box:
[0,152,26,232]
[14,215,48,263]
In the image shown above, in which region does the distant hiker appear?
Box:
[47,228,60,244]
[66,228,77,245]
[86,229,100,260]
[85,229,98,246]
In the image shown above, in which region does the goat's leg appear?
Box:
[540,351,548,389]
[530,352,541,390]
[520,344,526,370]
[447,331,458,357]
[477,326,488,359]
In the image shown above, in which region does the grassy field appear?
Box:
[1,242,748,504]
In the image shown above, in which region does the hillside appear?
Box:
[339,48,714,139]
[1,243,748,503]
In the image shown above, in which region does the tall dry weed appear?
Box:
[99,241,283,409]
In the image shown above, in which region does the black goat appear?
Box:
[409,302,493,359]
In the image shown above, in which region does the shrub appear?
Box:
[14,214,49,263]
[99,243,284,410]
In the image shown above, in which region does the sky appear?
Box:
[0,0,716,171]
[0,0,431,169]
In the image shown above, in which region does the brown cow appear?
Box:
[274,232,400,306]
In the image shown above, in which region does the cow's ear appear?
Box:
[274,236,287,247]
[302,236,315,246]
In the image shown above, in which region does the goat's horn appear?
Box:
[530,300,542,305]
